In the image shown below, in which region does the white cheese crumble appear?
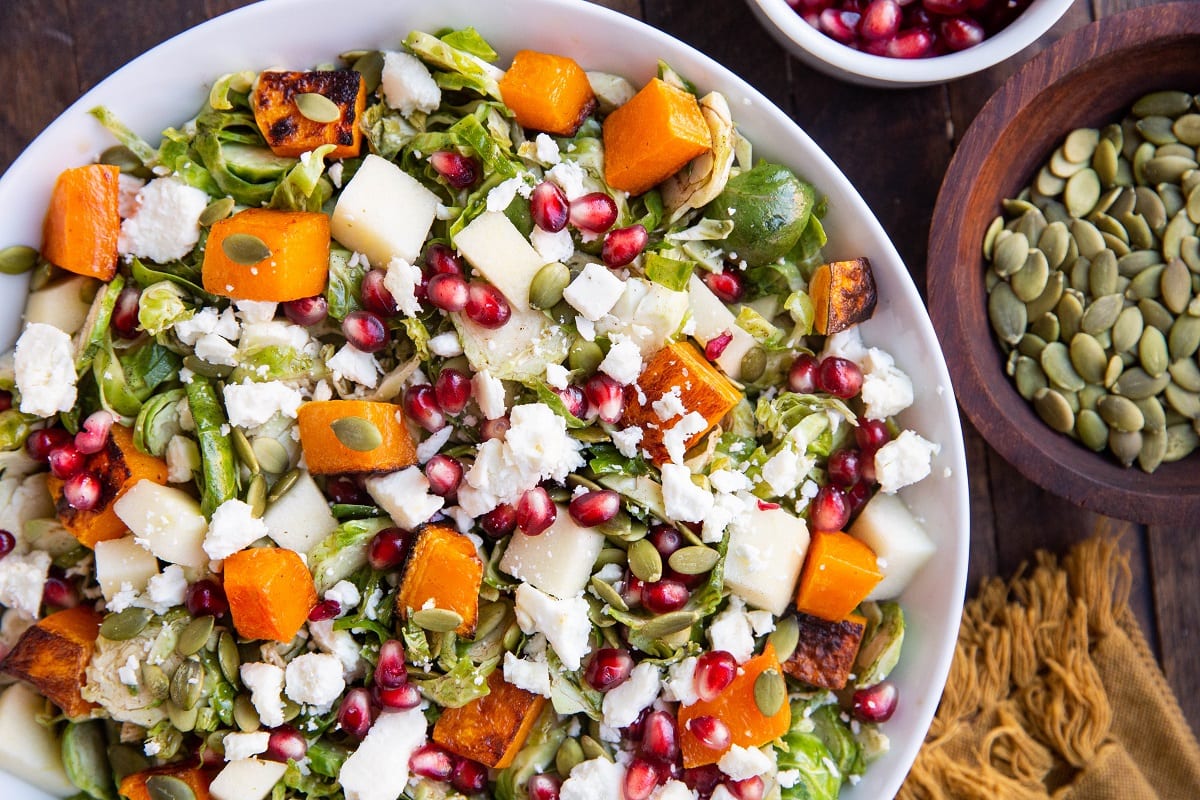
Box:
[365,467,444,530]
[598,334,643,385]
[874,430,940,494]
[325,580,361,612]
[380,51,440,116]
[760,446,805,497]
[194,333,239,367]
[652,386,686,421]
[661,411,707,466]
[223,731,270,762]
[240,662,286,728]
[563,263,625,321]
[118,177,209,262]
[165,435,199,483]
[382,258,423,318]
[861,348,915,420]
[0,550,50,619]
[513,583,592,670]
[428,332,463,357]
[118,655,140,688]
[534,133,562,165]
[173,306,240,346]
[709,469,752,494]
[327,343,382,388]
[473,370,507,420]
[601,661,661,729]
[610,426,644,458]
[661,656,699,707]
[284,652,345,710]
[308,619,365,680]
[415,426,453,464]
[203,499,270,561]
[718,744,774,781]
[502,651,552,698]
[546,160,588,201]
[545,363,570,390]
[14,323,77,416]
[222,380,303,428]
[707,595,756,664]
[235,300,277,324]
[339,708,428,800]
[142,565,188,613]
[531,227,575,263]
[560,757,625,800]
[661,463,714,523]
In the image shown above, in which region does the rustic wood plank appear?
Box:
[1148,525,1200,737]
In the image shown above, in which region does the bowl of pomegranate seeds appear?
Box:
[747,0,1073,87]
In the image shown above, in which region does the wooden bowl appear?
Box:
[928,2,1200,525]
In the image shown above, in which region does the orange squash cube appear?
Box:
[119,763,215,800]
[499,50,597,137]
[0,606,103,719]
[432,671,548,769]
[42,163,120,281]
[809,257,878,335]
[621,341,741,464]
[251,70,366,159]
[396,524,483,637]
[202,208,330,302]
[296,400,417,475]
[223,547,317,642]
[780,612,867,690]
[795,531,883,622]
[603,78,712,196]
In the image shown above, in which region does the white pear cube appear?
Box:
[0,683,77,796]
[850,492,936,601]
[331,154,438,267]
[454,211,548,312]
[94,537,160,601]
[210,757,288,800]
[113,480,208,568]
[687,274,756,379]
[23,275,94,335]
[500,504,605,598]
[598,278,690,356]
[262,471,338,554]
[724,504,810,616]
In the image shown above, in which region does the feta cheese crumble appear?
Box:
[365,467,445,530]
[860,348,915,420]
[563,263,625,321]
[382,257,423,317]
[513,583,592,670]
[601,661,660,729]
[203,499,270,561]
[240,662,286,728]
[718,744,774,781]
[223,731,270,762]
[0,550,51,620]
[327,343,382,388]
[660,463,714,523]
[502,651,552,698]
[222,380,304,428]
[118,177,209,262]
[874,430,940,494]
[284,652,345,709]
[14,323,77,416]
[473,370,507,420]
[598,334,643,385]
[380,51,440,115]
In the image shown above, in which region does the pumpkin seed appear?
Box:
[295,92,342,123]
[1037,222,1070,270]
[1102,122,1124,151]
[1109,429,1143,466]
[580,735,611,762]
[1121,212,1155,250]
[528,261,570,310]
[99,144,147,175]
[1184,237,1200,273]
[1137,326,1170,378]
[1050,148,1088,178]
[1015,208,1048,243]
[1137,116,1179,146]
[1160,143,1198,160]
[140,663,170,700]
[169,659,204,711]
[351,50,385,93]
[1127,264,1165,300]
[1079,293,1123,334]
[1064,169,1101,217]
[1134,90,1193,118]
[221,233,271,265]
[146,774,196,800]
[251,437,290,475]
[1165,382,1200,418]
[1062,128,1100,163]
[1163,210,1195,260]
[245,473,267,518]
[1102,233,1131,257]
[1026,271,1065,319]
[1118,249,1162,276]
[100,606,154,641]
[1114,367,1171,400]
[232,427,259,474]
[1136,396,1168,431]
[1092,139,1120,187]
[217,631,241,684]
[1097,394,1145,432]
[556,738,586,777]
[1189,190,1200,227]
[988,283,1027,345]
[1015,356,1048,400]
[233,694,261,732]
[1033,387,1076,433]
[1169,315,1200,359]
[753,668,787,717]
[1088,250,1119,297]
[1079,383,1105,412]
[412,607,464,633]
[1036,165,1067,196]
[1145,155,1198,185]
[1076,409,1109,451]
[1138,428,1168,472]
[1164,422,1200,461]
[1161,258,1192,314]
[1111,305,1144,353]
[993,231,1030,276]
[177,615,215,657]
[1003,197,1039,217]
[568,338,604,374]
[1012,249,1050,301]
[198,196,235,227]
[1104,355,1125,388]
[596,547,628,568]
[1132,186,1167,233]
[1042,197,1072,223]
[330,416,382,451]
[640,610,699,639]
[1170,358,1200,391]
[589,576,628,612]
[0,245,38,275]
[267,468,301,504]
[1019,332,1048,358]
[628,539,664,583]
[167,700,199,733]
[668,545,720,575]
[767,615,800,663]
[181,355,233,379]
[1069,333,1107,384]
[1070,219,1106,258]
[983,216,1005,259]
[741,346,767,382]
[1057,292,1084,342]
[1139,298,1175,332]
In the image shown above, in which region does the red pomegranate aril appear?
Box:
[726,776,765,800]
[640,710,679,761]
[886,27,935,57]
[186,579,228,617]
[922,0,968,13]
[853,681,899,722]
[376,681,423,710]
[0,530,15,560]
[425,454,463,497]
[405,385,447,433]
[687,715,731,751]
[451,759,489,793]
[816,356,864,399]
[425,273,469,313]
[601,224,648,267]
[375,639,408,688]
[63,472,101,511]
[42,576,78,608]
[583,647,635,692]
[827,449,863,488]
[308,599,341,622]
[810,485,850,532]
[819,8,861,43]
[0,390,10,413]
[75,411,115,455]
[530,181,570,232]
[568,192,618,233]
[430,150,480,189]
[846,479,872,514]
[583,374,624,424]
[283,295,329,326]
[553,385,587,418]
[683,765,723,796]
[527,774,562,800]
[702,270,745,304]
[26,428,71,462]
[642,579,689,614]
[665,566,708,590]
[788,353,819,393]
[695,651,738,702]
[705,331,733,361]
[648,524,684,559]
[409,744,455,780]
[368,527,412,571]
[623,573,646,607]
[860,0,901,39]
[337,688,375,738]
[569,489,620,527]
[517,486,557,536]
[361,269,398,316]
[265,725,308,762]
[47,445,85,480]
[433,368,472,415]
[342,310,388,353]
[326,475,370,505]
[623,758,661,800]
[941,15,985,50]
[464,281,512,329]
[425,243,465,276]
[481,416,510,441]
[479,504,517,539]
[111,285,142,338]
[856,418,891,451]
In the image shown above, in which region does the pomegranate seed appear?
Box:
[941,15,985,50]
[425,243,464,276]
[75,411,115,455]
[922,0,968,12]
[26,428,71,462]
[695,651,738,701]
[326,475,370,505]
[265,725,308,762]
[374,639,408,688]
[583,648,635,692]
[553,385,587,418]
[111,285,142,338]
[337,688,375,738]
[530,181,569,233]
[788,353,819,393]
[0,390,10,413]
[860,0,901,39]
[623,758,661,800]
[376,682,423,710]
[846,479,872,514]
[430,150,480,189]
[856,419,891,451]
[481,416,511,441]
[816,356,864,398]
[479,504,517,538]
[683,765,723,796]
[827,449,863,488]
[726,776,765,800]
[819,8,861,43]
[705,331,733,361]
[810,485,850,532]
[0,530,15,560]
[187,579,229,617]
[434,368,472,414]
[405,385,447,433]
[342,310,388,353]
[568,192,618,233]
[687,716,731,751]
[852,681,899,722]
[665,566,708,590]
[368,528,412,571]
[283,295,328,326]
[464,281,512,328]
[702,270,745,304]
[426,273,470,312]
[425,454,463,497]
[64,473,101,511]
[527,774,562,800]
[47,445,85,479]
[517,486,557,536]
[648,524,684,559]
[583,374,624,423]
[308,599,341,622]
[569,489,620,527]
[601,224,648,267]
[451,758,489,793]
[643,580,689,614]
[640,710,679,761]
[360,269,398,316]
[623,573,646,608]
[42,576,78,608]
[886,27,935,57]
[409,744,455,780]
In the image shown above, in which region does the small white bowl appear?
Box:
[747,0,1074,87]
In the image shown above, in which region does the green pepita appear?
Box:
[1183,237,1200,273]
[100,606,154,641]
[1164,422,1200,461]
[233,694,261,732]
[628,538,664,583]
[267,468,301,505]
[294,92,342,124]
[667,545,720,575]
[1137,116,1179,146]
[251,437,290,474]
[1076,409,1109,451]
[1097,394,1145,432]
[1038,222,1071,270]
[767,615,800,663]
[1050,147,1088,179]
[1138,428,1168,472]
[169,659,204,711]
[1092,140,1120,188]
[640,610,700,640]
[556,738,586,777]
[1065,169,1102,217]
[1033,387,1076,433]
[245,473,268,518]
[1015,356,1048,400]
[177,615,215,657]
[166,700,199,733]
[1127,264,1165,300]
[753,668,786,717]
[580,735,611,762]
[993,231,1030,276]
[1161,257,1192,314]
[1165,382,1200,419]
[1015,208,1047,243]
[1169,358,1200,391]
[983,216,1005,259]
[1144,155,1198,185]
[1168,314,1200,360]
[1134,91,1194,118]
[1138,327,1170,377]
[1139,298,1175,332]
[1120,212,1155,250]
[1069,333,1107,384]
[1163,210,1195,261]
[1012,249,1050,301]
[412,607,464,633]
[232,427,259,474]
[1117,249,1162,276]
[351,51,385,93]
[99,144,147,175]
[1070,219,1106,258]
[1036,165,1067,196]
[1104,355,1125,388]
[1019,332,1049,358]
[1087,250,1119,297]
[988,283,1027,346]
[1136,396,1168,431]
[1057,292,1085,342]
[198,197,235,227]
[1135,186,1168,232]
[1109,428,1143,467]
[1114,367,1171,400]
[146,775,197,800]
[217,630,241,685]
[330,416,383,451]
[181,355,234,380]
[1079,294,1124,335]
[529,262,570,310]
[1026,271,1065,320]
[568,338,604,374]
[589,576,628,612]
[61,720,116,800]
[1111,305,1145,353]
[0,245,38,275]
[740,346,767,382]
[221,233,271,265]
[141,663,170,700]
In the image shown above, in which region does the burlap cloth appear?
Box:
[899,535,1200,799]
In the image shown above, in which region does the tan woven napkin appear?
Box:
[899,534,1200,799]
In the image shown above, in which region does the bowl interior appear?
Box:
[929,3,1200,523]
[0,1,968,797]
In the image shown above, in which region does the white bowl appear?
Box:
[0,1,968,797]
[747,0,1074,87]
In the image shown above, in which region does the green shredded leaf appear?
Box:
[644,252,695,292]
[88,106,158,166]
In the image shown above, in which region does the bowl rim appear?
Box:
[928,1,1200,524]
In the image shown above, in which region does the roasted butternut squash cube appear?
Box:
[0,605,103,719]
[396,524,483,637]
[119,763,216,800]
[432,671,548,769]
[621,340,741,465]
[780,611,867,690]
[296,400,417,475]
[678,643,791,768]
[46,424,169,549]
[499,50,597,137]
[223,547,317,643]
[251,69,366,159]
[603,78,712,196]
[795,530,882,622]
[809,257,877,336]
[202,208,331,302]
[42,163,120,280]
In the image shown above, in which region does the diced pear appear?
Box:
[93,537,159,601]
[22,275,94,335]
[849,492,936,601]
[687,274,757,379]
[499,504,605,598]
[210,757,288,800]
[598,278,690,356]
[262,471,338,554]
[724,504,810,616]
[453,306,570,382]
[331,154,438,267]
[454,211,547,312]
[113,480,208,568]
[0,683,77,796]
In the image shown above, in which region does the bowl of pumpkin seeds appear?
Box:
[928,2,1200,524]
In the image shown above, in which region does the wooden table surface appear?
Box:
[1,0,1195,744]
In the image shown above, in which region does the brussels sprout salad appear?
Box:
[0,24,940,800]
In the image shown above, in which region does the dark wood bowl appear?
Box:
[928,2,1200,525]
